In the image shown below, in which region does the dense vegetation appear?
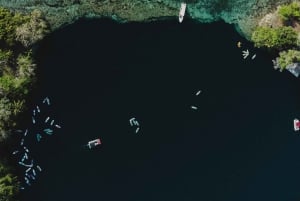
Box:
[251,26,298,49]
[251,2,300,72]
[0,7,29,46]
[0,7,47,142]
[278,2,300,23]
[277,49,300,70]
[0,6,49,201]
[16,10,49,47]
[0,162,19,201]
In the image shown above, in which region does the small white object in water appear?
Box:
[26,180,31,186]
[20,138,24,146]
[191,106,198,110]
[242,49,249,59]
[36,134,42,142]
[179,2,187,23]
[129,118,135,126]
[133,120,139,126]
[30,175,35,180]
[36,106,40,113]
[24,146,29,153]
[45,117,50,123]
[36,165,42,171]
[251,54,256,60]
[24,129,28,137]
[50,120,54,126]
[55,124,61,128]
[25,168,31,173]
[196,90,202,96]
[32,116,36,124]
[19,162,25,166]
[32,169,36,176]
[12,150,19,155]
[21,156,26,162]
[43,97,50,105]
[19,161,32,168]
[135,127,140,133]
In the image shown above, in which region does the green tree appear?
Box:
[0,51,35,98]
[277,49,300,70]
[0,49,12,65]
[0,98,12,139]
[0,49,13,75]
[0,74,31,98]
[275,26,299,48]
[15,9,49,47]
[0,74,17,96]
[16,51,36,78]
[10,100,25,116]
[252,27,277,48]
[251,26,298,49]
[0,97,25,141]
[0,162,19,201]
[0,7,29,46]
[278,2,300,22]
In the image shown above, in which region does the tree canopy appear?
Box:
[251,26,298,49]
[0,163,19,201]
[0,7,29,46]
[278,2,300,22]
[277,49,300,70]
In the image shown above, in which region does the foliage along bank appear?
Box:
[0,6,49,201]
[251,1,300,71]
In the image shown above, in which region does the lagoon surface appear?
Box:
[18,19,300,201]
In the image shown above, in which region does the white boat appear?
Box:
[87,139,101,149]
[191,106,198,110]
[36,165,42,172]
[179,3,187,23]
[294,118,300,131]
[55,124,61,128]
[45,117,50,123]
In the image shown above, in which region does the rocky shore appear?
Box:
[0,0,295,39]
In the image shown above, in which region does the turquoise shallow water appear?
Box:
[13,19,300,201]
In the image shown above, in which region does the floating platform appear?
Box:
[87,139,101,149]
[294,118,300,131]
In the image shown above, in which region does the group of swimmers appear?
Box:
[190,90,202,110]
[129,117,140,133]
[12,97,61,190]
[237,41,256,60]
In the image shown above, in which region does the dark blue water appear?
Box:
[19,19,300,201]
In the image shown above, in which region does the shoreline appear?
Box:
[0,0,293,39]
[0,1,297,200]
